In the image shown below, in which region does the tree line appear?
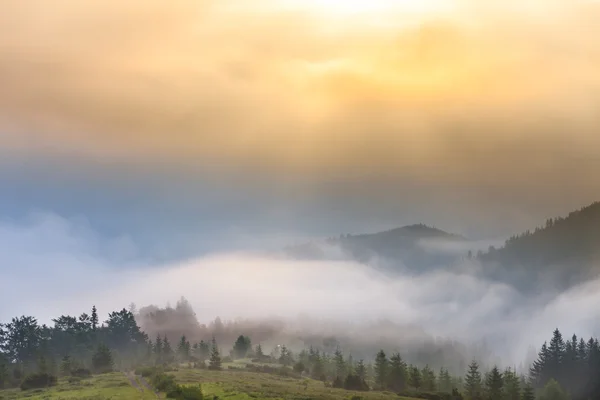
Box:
[0,305,595,400]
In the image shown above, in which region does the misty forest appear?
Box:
[2,202,600,399]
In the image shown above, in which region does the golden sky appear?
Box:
[1,0,599,192]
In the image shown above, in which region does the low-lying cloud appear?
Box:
[3,212,600,371]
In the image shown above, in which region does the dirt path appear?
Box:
[138,374,159,398]
[124,371,142,392]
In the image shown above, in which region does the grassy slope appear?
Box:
[0,373,160,400]
[173,368,415,400]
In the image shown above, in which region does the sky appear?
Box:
[1,0,600,253]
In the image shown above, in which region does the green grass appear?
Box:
[0,372,160,399]
[172,368,416,400]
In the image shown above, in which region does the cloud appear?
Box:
[3,211,600,369]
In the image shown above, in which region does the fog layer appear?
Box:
[3,213,600,371]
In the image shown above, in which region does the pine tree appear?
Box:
[334,347,346,378]
[233,335,251,359]
[92,343,114,374]
[209,337,222,370]
[154,335,163,364]
[255,344,264,360]
[409,365,422,390]
[439,367,452,393]
[547,329,565,379]
[485,366,503,400]
[177,335,191,361]
[279,345,293,366]
[91,306,98,331]
[387,353,407,391]
[521,381,535,400]
[374,350,388,390]
[465,361,483,400]
[356,359,367,381]
[163,336,174,363]
[503,367,520,400]
[530,342,549,388]
[421,364,436,391]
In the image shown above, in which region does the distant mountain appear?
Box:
[284,224,468,272]
[479,201,600,290]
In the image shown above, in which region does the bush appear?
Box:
[166,384,204,399]
[20,373,58,391]
[344,374,370,391]
[70,368,91,378]
[151,373,179,393]
[293,362,305,374]
[136,366,162,377]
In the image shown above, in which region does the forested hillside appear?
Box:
[479,201,600,290]
[285,224,467,272]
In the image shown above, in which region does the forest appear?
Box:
[1,303,598,400]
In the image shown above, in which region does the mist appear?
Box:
[3,212,600,375]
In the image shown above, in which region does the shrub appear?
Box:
[166,384,204,399]
[20,373,58,391]
[151,373,179,393]
[70,368,91,378]
[293,362,305,374]
[344,374,370,391]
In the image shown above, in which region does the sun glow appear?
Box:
[281,0,454,17]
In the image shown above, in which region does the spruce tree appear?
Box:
[92,343,114,374]
[503,367,520,400]
[374,350,388,390]
[530,342,549,388]
[255,344,264,360]
[177,335,191,361]
[485,366,503,400]
[91,306,98,331]
[356,359,367,381]
[421,364,436,391]
[387,353,407,392]
[163,336,174,363]
[521,381,535,400]
[209,337,222,370]
[439,367,452,393]
[334,347,346,378]
[465,361,483,400]
[409,365,422,390]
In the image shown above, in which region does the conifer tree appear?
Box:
[356,359,367,381]
[91,343,114,373]
[503,367,520,400]
[521,381,535,400]
[311,352,325,381]
[409,365,422,390]
[163,336,174,363]
[530,342,549,388]
[209,337,222,370]
[177,335,191,361]
[334,347,346,378]
[91,306,98,331]
[374,350,388,390]
[485,366,503,400]
[421,364,436,391]
[439,367,452,393]
[387,352,407,392]
[465,361,483,400]
[255,344,264,359]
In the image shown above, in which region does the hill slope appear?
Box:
[479,201,600,289]
[284,224,467,272]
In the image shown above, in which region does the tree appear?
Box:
[465,361,483,400]
[503,367,520,400]
[485,366,503,400]
[233,335,252,359]
[408,365,422,390]
[538,379,569,400]
[91,306,98,331]
[0,316,41,366]
[91,343,114,374]
[59,355,72,376]
[521,381,535,400]
[421,364,436,391]
[163,336,174,363]
[279,345,293,366]
[374,350,388,390]
[530,342,550,388]
[356,359,367,381]
[439,367,452,393]
[208,337,222,371]
[334,347,346,378]
[177,335,191,361]
[255,344,264,360]
[387,353,407,391]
